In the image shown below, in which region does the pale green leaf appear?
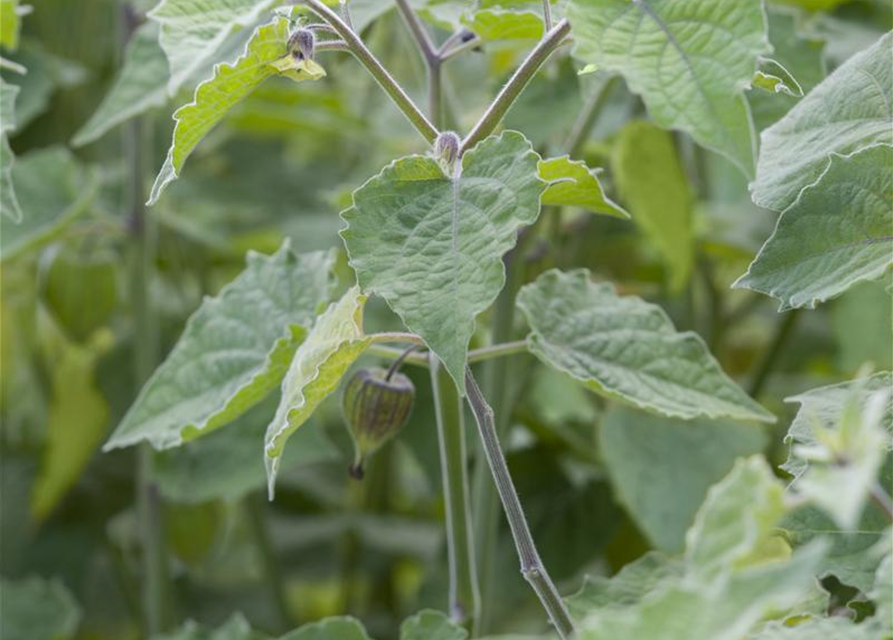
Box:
[747,618,883,640]
[577,544,826,640]
[151,613,263,640]
[599,407,766,553]
[736,144,893,310]
[400,609,468,640]
[264,286,371,498]
[0,76,21,222]
[685,457,788,578]
[566,552,683,621]
[0,147,100,261]
[0,0,21,50]
[31,328,111,522]
[279,616,372,640]
[568,0,769,176]
[611,120,694,291]
[72,22,169,147]
[6,45,88,130]
[517,269,775,423]
[341,131,544,392]
[150,0,278,93]
[752,32,892,211]
[538,156,628,219]
[873,553,892,632]
[105,244,335,451]
[154,395,338,503]
[149,17,311,205]
[0,575,81,640]
[832,279,893,373]
[461,9,544,41]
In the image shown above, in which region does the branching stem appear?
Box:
[542,0,553,31]
[299,0,438,143]
[461,18,571,154]
[465,368,575,639]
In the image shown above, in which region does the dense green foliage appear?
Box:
[1,1,890,639]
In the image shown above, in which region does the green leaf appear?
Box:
[154,395,338,503]
[31,327,111,522]
[150,0,278,93]
[736,144,893,310]
[72,22,169,147]
[0,147,100,261]
[832,279,893,373]
[104,244,335,451]
[752,32,892,211]
[151,613,264,640]
[400,609,468,640]
[599,407,767,553]
[341,131,544,392]
[461,9,544,41]
[279,616,372,640]
[752,58,804,98]
[685,457,788,578]
[264,286,371,498]
[0,0,21,50]
[611,121,694,291]
[0,575,81,640]
[747,617,884,640]
[0,76,21,223]
[872,552,892,632]
[538,156,628,219]
[567,0,769,176]
[149,17,315,205]
[566,552,683,621]
[517,269,775,423]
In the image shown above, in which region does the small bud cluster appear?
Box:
[287,28,315,61]
[434,131,461,168]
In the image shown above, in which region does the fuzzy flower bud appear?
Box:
[287,27,315,60]
[434,131,460,167]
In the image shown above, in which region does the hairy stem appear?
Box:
[394,0,443,127]
[366,340,528,367]
[542,0,553,31]
[431,357,480,627]
[465,368,575,639]
[300,0,438,143]
[461,18,571,154]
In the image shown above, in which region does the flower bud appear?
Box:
[287,27,315,60]
[342,367,415,479]
[434,131,460,168]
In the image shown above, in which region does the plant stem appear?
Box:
[542,0,553,31]
[430,357,480,627]
[246,492,292,630]
[564,75,619,159]
[366,340,528,367]
[464,368,575,639]
[369,331,426,346]
[747,308,801,398]
[461,18,571,154]
[870,483,893,523]
[394,0,443,128]
[300,0,438,144]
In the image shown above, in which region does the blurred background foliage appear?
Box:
[0,0,891,639]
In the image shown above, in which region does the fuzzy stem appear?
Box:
[299,0,438,144]
[465,368,575,639]
[394,0,443,128]
[542,0,553,31]
[431,357,481,627]
[461,18,571,154]
[366,340,528,367]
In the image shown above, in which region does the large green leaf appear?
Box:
[341,131,543,392]
[105,245,335,451]
[279,616,372,640]
[150,0,278,93]
[148,16,307,205]
[0,0,21,50]
[0,76,21,222]
[400,609,468,640]
[264,286,371,498]
[599,407,767,553]
[747,617,884,640]
[516,269,775,423]
[72,22,169,147]
[538,156,628,220]
[575,458,827,640]
[752,31,892,211]
[736,144,893,310]
[567,0,769,176]
[0,575,81,640]
[0,147,100,261]
[611,121,694,291]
